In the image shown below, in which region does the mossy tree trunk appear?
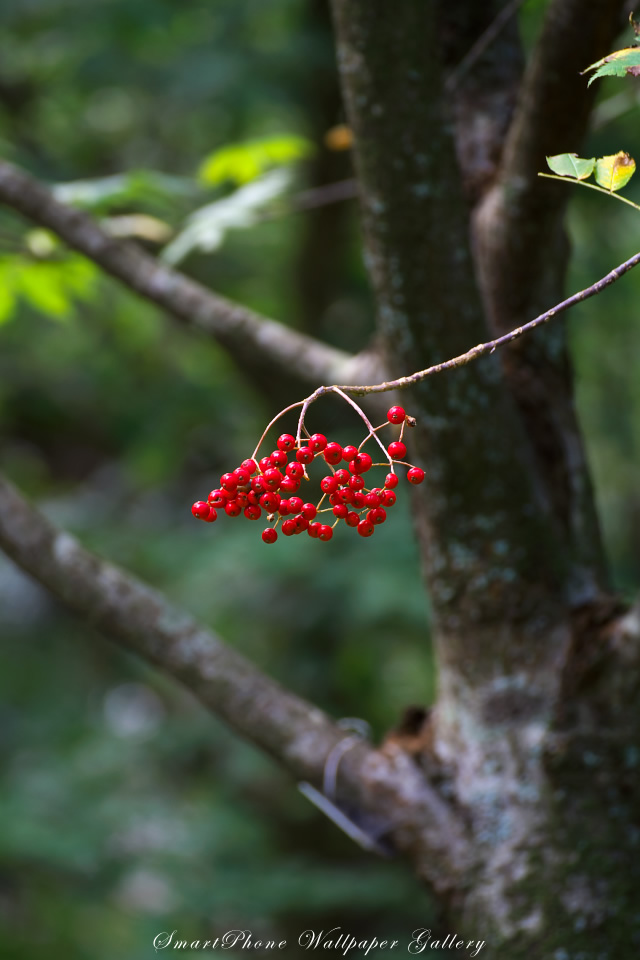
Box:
[330,0,640,954]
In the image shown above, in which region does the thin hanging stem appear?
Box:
[538,172,640,214]
[330,387,392,465]
[251,400,306,461]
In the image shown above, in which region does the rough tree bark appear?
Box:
[0,1,639,956]
[330,0,640,954]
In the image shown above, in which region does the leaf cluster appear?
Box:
[546,150,636,192]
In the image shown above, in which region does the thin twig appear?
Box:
[333,249,640,396]
[251,400,306,461]
[330,387,391,464]
[538,172,640,214]
[289,178,358,213]
[296,387,325,448]
[445,0,528,91]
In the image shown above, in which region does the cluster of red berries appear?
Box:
[191,405,425,544]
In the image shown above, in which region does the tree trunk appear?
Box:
[330,0,640,954]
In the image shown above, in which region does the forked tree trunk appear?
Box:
[330,1,640,954]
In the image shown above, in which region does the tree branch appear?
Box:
[471,0,627,600]
[474,0,627,328]
[500,0,626,215]
[0,159,357,388]
[333,248,640,395]
[0,470,470,892]
[437,0,525,204]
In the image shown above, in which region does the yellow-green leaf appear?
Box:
[583,47,640,86]
[0,277,15,324]
[17,262,69,318]
[594,151,636,191]
[198,135,313,187]
[546,153,595,180]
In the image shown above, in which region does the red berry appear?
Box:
[296,446,314,464]
[387,405,406,424]
[233,467,251,486]
[224,501,242,518]
[384,473,399,489]
[351,491,366,508]
[388,441,407,460]
[318,524,334,541]
[349,474,365,491]
[220,473,238,492]
[323,442,343,465]
[282,518,297,536]
[270,450,287,468]
[259,456,272,473]
[341,488,354,504]
[244,504,262,520]
[192,500,211,520]
[277,434,296,452]
[364,491,382,507]
[333,504,348,519]
[357,519,375,537]
[241,458,257,475]
[288,496,303,513]
[203,507,217,522]
[309,433,328,453]
[345,511,360,527]
[329,491,344,506]
[350,452,373,474]
[293,514,308,533]
[262,528,278,544]
[235,492,249,508]
[335,468,350,485]
[208,489,226,506]
[286,461,305,481]
[252,476,268,494]
[407,466,425,484]
[260,492,280,512]
[382,489,397,506]
[321,475,339,494]
[278,499,291,515]
[263,467,283,490]
[307,522,321,538]
[279,476,300,494]
[301,503,317,521]
[368,507,387,525]
[342,444,358,462]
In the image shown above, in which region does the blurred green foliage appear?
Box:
[0,252,96,323]
[0,0,431,956]
[0,1,638,958]
[198,135,314,186]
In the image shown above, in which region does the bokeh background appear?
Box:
[0,1,638,957]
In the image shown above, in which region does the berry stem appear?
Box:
[295,386,326,447]
[251,399,306,461]
[330,387,392,465]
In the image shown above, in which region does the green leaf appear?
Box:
[162,168,291,265]
[0,269,16,324]
[198,135,313,187]
[57,257,98,297]
[583,47,640,86]
[0,254,98,324]
[52,170,197,215]
[594,151,636,191]
[17,262,70,318]
[546,153,595,180]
